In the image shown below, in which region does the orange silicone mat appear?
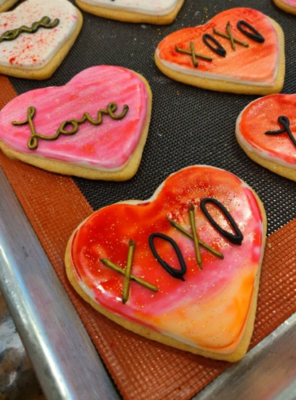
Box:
[1,75,296,400]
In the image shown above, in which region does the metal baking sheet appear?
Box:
[1,0,296,398]
[1,166,296,400]
[0,168,118,400]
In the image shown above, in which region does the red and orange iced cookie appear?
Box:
[65,166,267,362]
[0,65,152,180]
[0,0,18,13]
[0,0,83,79]
[155,8,285,94]
[273,0,296,15]
[236,94,296,181]
[75,0,185,25]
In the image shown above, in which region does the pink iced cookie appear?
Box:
[0,65,152,180]
[273,0,296,15]
[155,8,285,94]
[65,166,267,362]
[236,93,296,181]
[0,0,83,79]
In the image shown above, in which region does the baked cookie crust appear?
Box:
[75,0,184,24]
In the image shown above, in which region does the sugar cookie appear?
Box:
[236,94,296,181]
[155,8,285,94]
[0,0,83,79]
[75,0,185,24]
[0,66,152,180]
[273,0,296,15]
[65,165,266,362]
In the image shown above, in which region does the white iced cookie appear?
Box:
[0,0,83,79]
[75,0,185,24]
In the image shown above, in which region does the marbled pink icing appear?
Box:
[0,66,149,170]
[0,0,78,69]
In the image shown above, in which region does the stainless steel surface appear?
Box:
[0,167,119,400]
[195,313,296,400]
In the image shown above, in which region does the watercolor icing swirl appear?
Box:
[156,8,279,86]
[69,166,265,354]
[78,0,180,16]
[0,66,149,170]
[236,94,296,168]
[0,0,78,69]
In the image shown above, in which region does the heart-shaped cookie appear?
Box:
[75,0,185,25]
[0,65,152,180]
[155,8,285,94]
[65,166,266,361]
[0,0,82,79]
[236,94,296,181]
[273,0,296,15]
[0,0,18,13]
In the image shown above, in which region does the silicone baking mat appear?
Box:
[1,0,296,399]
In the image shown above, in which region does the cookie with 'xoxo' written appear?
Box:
[155,8,285,94]
[65,166,266,362]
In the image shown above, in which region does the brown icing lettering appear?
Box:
[12,103,129,150]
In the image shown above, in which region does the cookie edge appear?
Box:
[154,16,285,95]
[0,70,152,181]
[75,0,184,25]
[0,6,83,80]
[65,175,267,362]
[273,0,296,15]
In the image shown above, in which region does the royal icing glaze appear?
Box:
[278,0,296,6]
[68,166,265,354]
[78,0,180,16]
[236,94,296,169]
[0,0,78,69]
[0,66,149,170]
[156,8,280,86]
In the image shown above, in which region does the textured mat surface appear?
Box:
[1,0,296,399]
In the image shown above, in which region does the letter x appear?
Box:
[100,239,158,304]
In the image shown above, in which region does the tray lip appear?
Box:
[0,166,119,400]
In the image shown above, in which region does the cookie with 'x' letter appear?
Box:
[65,165,267,362]
[236,94,296,181]
[155,8,285,94]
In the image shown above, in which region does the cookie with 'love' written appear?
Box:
[155,8,285,94]
[273,0,296,15]
[65,166,267,362]
[0,66,152,180]
[236,94,296,181]
[75,0,185,24]
[0,0,18,13]
[0,0,83,79]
